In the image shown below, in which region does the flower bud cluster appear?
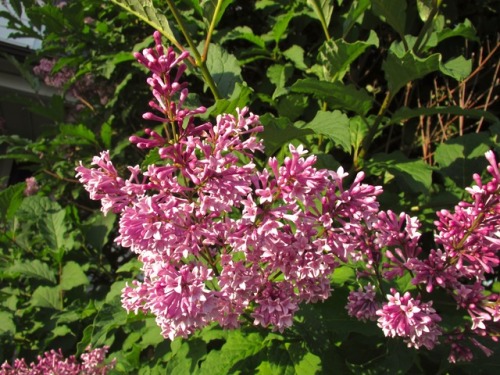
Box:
[77,32,499,362]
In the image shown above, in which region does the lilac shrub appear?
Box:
[76,32,499,362]
[0,347,114,375]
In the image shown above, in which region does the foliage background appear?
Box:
[0,0,499,373]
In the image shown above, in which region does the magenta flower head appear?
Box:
[76,31,343,339]
[376,289,442,350]
[346,283,379,322]
[76,31,500,363]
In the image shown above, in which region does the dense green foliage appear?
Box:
[0,0,499,373]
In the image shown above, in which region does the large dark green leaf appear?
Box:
[261,113,312,156]
[60,261,89,290]
[315,31,379,82]
[40,209,67,251]
[434,133,492,188]
[8,260,56,284]
[81,212,116,250]
[0,182,24,221]
[372,0,406,39]
[368,152,433,194]
[198,330,266,374]
[205,44,242,98]
[291,78,373,116]
[305,110,351,153]
[30,285,62,310]
[383,49,441,95]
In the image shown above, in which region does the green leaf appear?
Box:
[349,116,369,156]
[372,0,406,39]
[383,49,441,95]
[81,212,117,250]
[342,0,370,37]
[200,0,233,28]
[0,182,24,220]
[305,110,351,153]
[285,341,322,374]
[261,114,312,156]
[291,78,373,116]
[30,285,62,310]
[40,209,67,251]
[307,0,334,37]
[331,265,356,286]
[315,30,378,82]
[109,0,180,49]
[199,331,265,374]
[205,43,242,98]
[416,0,433,21]
[59,123,98,145]
[272,9,295,43]
[439,55,472,81]
[283,45,307,70]
[267,64,293,99]
[0,312,15,334]
[434,133,492,188]
[277,94,308,122]
[9,260,57,284]
[369,152,433,193]
[101,119,113,149]
[223,26,266,49]
[209,83,253,117]
[437,19,477,42]
[18,196,61,218]
[60,261,89,290]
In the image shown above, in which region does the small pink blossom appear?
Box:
[24,177,39,196]
[346,283,379,321]
[376,289,441,349]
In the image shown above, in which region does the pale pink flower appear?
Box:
[24,177,39,196]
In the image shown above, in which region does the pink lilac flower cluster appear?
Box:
[24,177,39,196]
[76,31,499,361]
[33,58,111,106]
[0,346,114,375]
[76,31,380,340]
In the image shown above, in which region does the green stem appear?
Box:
[165,0,221,100]
[355,91,392,168]
[413,0,440,56]
[202,0,224,62]
[310,1,331,40]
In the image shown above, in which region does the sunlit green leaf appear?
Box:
[291,78,373,116]
[305,110,351,152]
[60,261,89,291]
[439,55,472,81]
[0,312,15,334]
[40,209,67,251]
[383,49,441,95]
[315,30,378,82]
[31,286,62,310]
[9,260,57,284]
[205,43,242,98]
[109,0,180,49]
